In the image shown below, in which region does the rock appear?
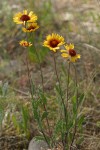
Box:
[28,139,49,150]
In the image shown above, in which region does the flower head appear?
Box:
[43,33,65,52]
[13,10,37,25]
[22,22,39,32]
[61,44,80,62]
[19,40,32,47]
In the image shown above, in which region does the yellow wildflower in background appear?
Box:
[43,33,65,52]
[22,23,39,32]
[61,43,80,62]
[19,40,32,47]
[13,10,37,25]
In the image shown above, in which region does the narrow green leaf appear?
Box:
[76,136,84,145]
[39,91,47,105]
[34,136,45,141]
[22,106,29,130]
[72,96,77,115]
[78,94,85,105]
[67,120,74,131]
[54,119,65,135]
[0,106,4,126]
[12,115,20,133]
[41,111,48,121]
[78,115,85,127]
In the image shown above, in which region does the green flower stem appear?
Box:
[32,101,50,147]
[25,51,49,145]
[53,53,67,149]
[38,117,50,147]
[25,33,51,147]
[34,47,50,123]
[66,62,70,109]
[64,62,70,149]
[33,44,54,147]
[25,31,34,99]
[66,62,70,130]
[31,33,44,92]
[70,63,78,150]
[25,57,34,99]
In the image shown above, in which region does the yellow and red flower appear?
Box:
[13,10,37,25]
[61,44,80,62]
[19,40,32,47]
[22,22,39,32]
[43,33,65,52]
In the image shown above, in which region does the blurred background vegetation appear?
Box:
[0,0,100,149]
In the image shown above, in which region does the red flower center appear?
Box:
[50,39,59,48]
[20,15,30,22]
[69,49,76,56]
[23,42,28,46]
[27,25,35,30]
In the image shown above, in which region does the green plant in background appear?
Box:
[12,105,30,138]
[13,9,85,150]
[0,0,15,58]
[28,0,53,26]
[0,80,31,138]
[0,82,8,127]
